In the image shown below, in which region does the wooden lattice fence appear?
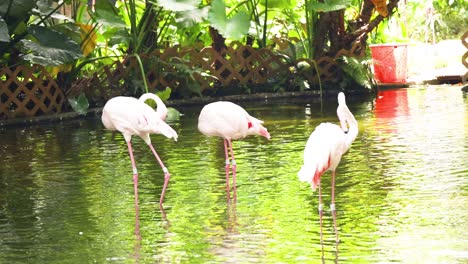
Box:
[2,40,366,120]
[0,65,65,120]
[462,30,468,83]
[66,42,299,101]
[67,41,365,102]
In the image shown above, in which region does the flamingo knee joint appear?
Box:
[318,204,324,212]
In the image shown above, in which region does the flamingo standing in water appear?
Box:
[101,93,178,205]
[198,101,271,194]
[298,92,358,241]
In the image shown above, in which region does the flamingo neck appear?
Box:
[139,93,168,120]
[337,97,358,147]
[343,105,358,147]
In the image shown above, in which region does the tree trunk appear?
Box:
[313,0,401,58]
[209,27,227,54]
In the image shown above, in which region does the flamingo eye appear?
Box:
[247,122,253,129]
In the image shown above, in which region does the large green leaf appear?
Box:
[20,25,82,66]
[261,0,298,9]
[50,23,82,45]
[0,0,35,18]
[106,28,131,47]
[0,16,9,42]
[166,107,182,121]
[35,0,74,22]
[175,6,209,27]
[94,8,127,28]
[310,0,351,12]
[68,93,90,116]
[92,1,127,29]
[224,12,250,39]
[156,87,172,102]
[153,0,200,12]
[208,0,249,40]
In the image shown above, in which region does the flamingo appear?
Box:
[298,92,358,242]
[198,101,271,194]
[101,93,178,206]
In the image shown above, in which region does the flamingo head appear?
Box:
[338,92,346,104]
[247,117,271,140]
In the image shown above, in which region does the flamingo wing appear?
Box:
[198,101,251,139]
[102,97,143,134]
[298,123,347,190]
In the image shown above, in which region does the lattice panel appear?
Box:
[462,30,468,83]
[67,40,367,104]
[297,41,366,84]
[0,65,65,119]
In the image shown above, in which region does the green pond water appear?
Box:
[0,86,467,263]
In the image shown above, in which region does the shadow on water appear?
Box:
[0,86,467,263]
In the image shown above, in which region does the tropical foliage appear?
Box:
[0,0,465,105]
[368,0,467,44]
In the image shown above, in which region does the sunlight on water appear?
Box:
[0,85,467,263]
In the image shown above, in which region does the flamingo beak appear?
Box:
[260,128,271,140]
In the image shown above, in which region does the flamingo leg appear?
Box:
[331,170,339,243]
[226,139,237,191]
[126,140,140,213]
[134,195,141,240]
[223,139,231,192]
[148,144,171,205]
[318,182,324,245]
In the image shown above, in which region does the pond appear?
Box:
[0,85,467,263]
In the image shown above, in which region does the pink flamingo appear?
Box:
[101,93,178,206]
[298,92,358,242]
[198,101,271,194]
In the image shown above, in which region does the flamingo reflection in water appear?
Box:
[298,92,358,243]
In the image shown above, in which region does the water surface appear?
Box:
[0,86,467,263]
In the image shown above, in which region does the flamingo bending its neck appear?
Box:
[101,93,177,206]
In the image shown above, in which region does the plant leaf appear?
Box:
[310,0,351,12]
[107,28,131,47]
[68,93,89,116]
[153,0,200,12]
[156,87,172,102]
[0,16,9,42]
[224,12,250,40]
[35,0,75,22]
[261,0,298,9]
[77,23,97,56]
[208,0,249,40]
[94,8,127,28]
[208,0,227,25]
[175,6,209,27]
[20,25,83,66]
[166,107,182,121]
[0,0,35,18]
